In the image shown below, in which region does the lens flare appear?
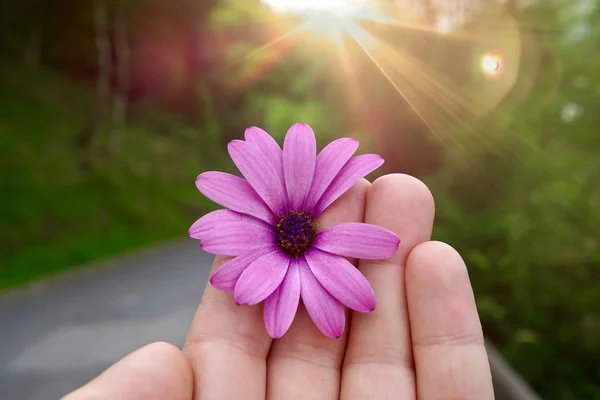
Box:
[481,51,503,78]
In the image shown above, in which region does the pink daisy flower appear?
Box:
[190,123,400,339]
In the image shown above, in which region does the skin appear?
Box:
[63,174,494,400]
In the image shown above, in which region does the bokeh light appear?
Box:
[481,51,503,78]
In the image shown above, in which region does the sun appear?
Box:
[262,0,358,15]
[261,0,368,40]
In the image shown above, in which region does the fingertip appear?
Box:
[63,342,193,400]
[370,173,435,215]
[406,241,471,294]
[143,342,194,383]
[356,177,371,189]
[365,174,435,265]
[405,240,482,345]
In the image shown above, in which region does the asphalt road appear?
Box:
[0,240,540,400]
[0,240,210,400]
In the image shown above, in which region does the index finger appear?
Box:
[183,254,272,399]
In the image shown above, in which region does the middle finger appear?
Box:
[266,180,369,399]
[341,174,435,399]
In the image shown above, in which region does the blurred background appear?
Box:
[0,0,599,398]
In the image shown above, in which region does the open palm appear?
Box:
[64,174,494,400]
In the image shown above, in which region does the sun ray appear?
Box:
[381,42,526,164]
[347,22,461,140]
[387,43,538,161]
[344,20,517,194]
[251,0,575,212]
[335,35,375,131]
[355,22,540,167]
[229,0,554,176]
[345,21,441,143]
[226,21,306,69]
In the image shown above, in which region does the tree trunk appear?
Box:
[108,1,129,156]
[25,5,44,70]
[77,0,112,168]
[94,0,111,133]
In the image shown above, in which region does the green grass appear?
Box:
[0,62,219,290]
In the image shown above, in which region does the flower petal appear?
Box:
[313,222,400,260]
[210,247,274,291]
[244,126,283,167]
[234,250,291,305]
[189,209,262,240]
[313,154,384,216]
[196,171,274,223]
[228,140,286,215]
[264,259,301,339]
[200,221,274,256]
[298,257,345,339]
[303,138,359,212]
[245,126,288,208]
[283,123,317,210]
[304,249,375,313]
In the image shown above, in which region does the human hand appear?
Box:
[64,174,494,399]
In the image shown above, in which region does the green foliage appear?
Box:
[0,61,220,289]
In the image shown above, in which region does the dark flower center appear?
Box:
[275,211,317,257]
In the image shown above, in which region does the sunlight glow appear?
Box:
[261,0,372,41]
[262,0,358,15]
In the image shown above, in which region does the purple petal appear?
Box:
[196,172,274,223]
[189,209,261,240]
[264,259,301,339]
[283,123,317,210]
[313,154,384,216]
[245,126,288,208]
[200,220,275,257]
[313,222,400,260]
[304,249,375,313]
[244,126,282,167]
[303,138,359,212]
[234,250,291,305]
[298,257,345,339]
[228,140,286,215]
[210,247,274,291]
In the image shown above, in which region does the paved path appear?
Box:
[0,240,210,400]
[0,240,540,400]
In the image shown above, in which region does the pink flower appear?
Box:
[190,123,400,339]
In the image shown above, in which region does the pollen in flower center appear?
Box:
[275,211,317,257]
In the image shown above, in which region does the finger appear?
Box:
[341,174,435,399]
[62,342,193,400]
[406,241,494,399]
[183,255,272,399]
[266,180,369,400]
